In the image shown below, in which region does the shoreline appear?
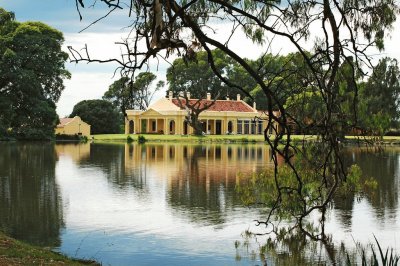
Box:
[0,232,99,265]
[90,134,400,145]
[2,134,400,145]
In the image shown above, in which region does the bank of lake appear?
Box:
[0,232,98,265]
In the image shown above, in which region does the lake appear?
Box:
[0,142,399,265]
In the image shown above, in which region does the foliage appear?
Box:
[358,58,400,135]
[236,143,376,234]
[126,135,133,143]
[70,100,120,134]
[167,50,231,135]
[55,134,88,142]
[137,135,146,143]
[284,90,325,133]
[167,49,244,99]
[103,72,163,113]
[0,8,70,140]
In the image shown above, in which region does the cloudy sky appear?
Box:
[1,0,400,117]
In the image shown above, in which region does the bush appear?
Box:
[138,135,146,143]
[127,135,133,143]
[385,129,400,136]
[55,134,87,142]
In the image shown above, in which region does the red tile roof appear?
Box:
[57,118,73,127]
[171,99,255,112]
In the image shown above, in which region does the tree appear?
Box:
[359,57,400,135]
[284,90,325,134]
[103,72,163,114]
[166,49,228,135]
[175,93,218,135]
[0,8,70,139]
[70,100,120,134]
[167,49,241,98]
[69,0,399,239]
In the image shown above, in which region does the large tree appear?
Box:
[70,100,120,134]
[69,0,399,239]
[358,57,400,135]
[166,49,231,135]
[103,72,163,113]
[0,8,70,139]
[167,49,242,99]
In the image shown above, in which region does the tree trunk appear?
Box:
[191,113,203,135]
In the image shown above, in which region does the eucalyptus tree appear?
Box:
[103,72,163,114]
[69,0,399,240]
[166,49,237,135]
[359,57,400,135]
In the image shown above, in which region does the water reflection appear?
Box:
[334,148,400,229]
[123,143,272,225]
[0,142,399,265]
[0,142,63,246]
[76,143,148,191]
[347,148,399,215]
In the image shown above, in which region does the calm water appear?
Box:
[0,142,399,265]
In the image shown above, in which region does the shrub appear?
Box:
[55,134,87,142]
[138,135,146,143]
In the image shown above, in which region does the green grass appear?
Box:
[92,133,267,143]
[91,134,322,143]
[0,232,98,265]
[90,133,400,145]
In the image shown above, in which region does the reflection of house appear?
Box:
[125,92,278,135]
[124,143,272,183]
[55,116,91,136]
[55,143,91,162]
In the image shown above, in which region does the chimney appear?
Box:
[226,96,230,101]
[253,102,257,110]
[186,92,191,99]
[237,94,241,101]
[168,91,173,101]
[179,91,184,98]
[207,92,211,100]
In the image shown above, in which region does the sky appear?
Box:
[1,0,400,117]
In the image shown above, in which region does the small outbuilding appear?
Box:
[55,116,91,136]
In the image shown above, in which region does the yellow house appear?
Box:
[125,92,277,135]
[55,116,91,136]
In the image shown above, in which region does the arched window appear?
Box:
[129,120,134,134]
[169,120,175,134]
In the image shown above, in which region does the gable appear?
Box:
[148,98,181,111]
[140,108,164,116]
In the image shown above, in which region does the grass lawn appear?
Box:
[92,133,263,142]
[91,133,400,144]
[0,232,98,265]
[91,134,320,143]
